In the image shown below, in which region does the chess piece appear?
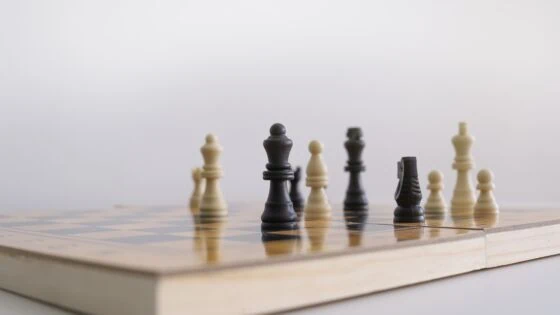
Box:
[289,166,305,213]
[189,167,206,211]
[424,170,447,215]
[394,157,425,223]
[304,140,332,221]
[261,123,298,231]
[343,127,369,212]
[474,169,499,215]
[199,134,228,218]
[450,122,476,216]
[193,224,204,255]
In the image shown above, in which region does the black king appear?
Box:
[343,127,369,212]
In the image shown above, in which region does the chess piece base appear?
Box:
[343,200,369,212]
[450,204,474,217]
[424,204,446,216]
[261,221,299,231]
[394,205,425,223]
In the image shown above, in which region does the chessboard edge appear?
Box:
[156,236,487,314]
[0,234,486,315]
[485,223,560,268]
[0,249,158,315]
[0,228,483,276]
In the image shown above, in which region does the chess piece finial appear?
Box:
[289,166,305,214]
[394,157,425,223]
[424,170,447,215]
[474,169,499,215]
[450,122,476,216]
[189,167,206,211]
[261,123,298,231]
[304,140,331,221]
[343,127,369,212]
[199,134,228,218]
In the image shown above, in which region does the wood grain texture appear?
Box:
[158,237,485,314]
[0,203,558,314]
[0,250,156,315]
[486,224,560,267]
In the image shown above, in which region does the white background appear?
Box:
[1,2,560,314]
[1,1,559,211]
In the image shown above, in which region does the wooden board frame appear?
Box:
[0,204,558,314]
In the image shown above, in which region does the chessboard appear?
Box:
[1,204,560,315]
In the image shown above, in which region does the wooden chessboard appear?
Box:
[0,204,559,315]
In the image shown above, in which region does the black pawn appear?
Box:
[343,127,369,212]
[394,157,425,223]
[261,123,298,231]
[289,166,305,215]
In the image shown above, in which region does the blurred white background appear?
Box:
[1,0,559,211]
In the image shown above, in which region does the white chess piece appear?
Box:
[304,140,331,220]
[189,167,206,211]
[450,122,476,216]
[424,170,447,215]
[474,169,499,215]
[200,134,228,217]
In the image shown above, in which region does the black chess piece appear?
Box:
[343,127,369,212]
[394,157,425,223]
[289,166,305,215]
[261,123,299,231]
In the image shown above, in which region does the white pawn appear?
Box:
[200,134,228,218]
[304,140,331,221]
[474,169,499,215]
[424,170,447,215]
[189,167,206,211]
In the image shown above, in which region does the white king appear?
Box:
[450,122,476,216]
